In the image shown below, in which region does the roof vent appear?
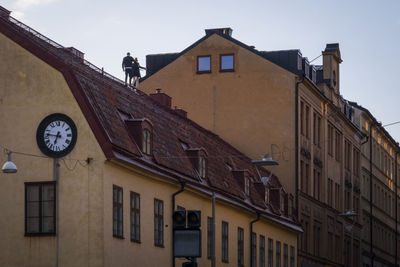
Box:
[205,28,233,37]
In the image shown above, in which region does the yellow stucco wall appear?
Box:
[103,161,297,267]
[141,34,297,194]
[0,31,297,267]
[0,32,105,267]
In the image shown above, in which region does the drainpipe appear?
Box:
[295,75,305,217]
[369,123,374,267]
[396,149,398,267]
[172,182,185,267]
[250,213,260,267]
[211,192,216,267]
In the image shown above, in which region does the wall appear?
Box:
[0,32,105,267]
[141,34,297,195]
[102,161,297,267]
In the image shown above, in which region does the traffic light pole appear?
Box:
[172,182,185,267]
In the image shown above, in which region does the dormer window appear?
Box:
[265,188,270,203]
[185,148,208,179]
[244,177,250,196]
[142,128,152,155]
[199,155,207,178]
[124,118,153,156]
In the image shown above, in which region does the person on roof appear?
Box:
[122,52,134,86]
[132,57,146,88]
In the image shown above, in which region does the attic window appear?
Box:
[199,155,207,178]
[197,56,211,73]
[265,188,270,203]
[280,191,285,212]
[244,177,250,196]
[142,128,152,155]
[220,54,234,72]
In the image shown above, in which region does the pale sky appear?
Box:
[3,0,400,142]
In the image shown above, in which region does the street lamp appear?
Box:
[2,151,17,173]
[251,154,279,166]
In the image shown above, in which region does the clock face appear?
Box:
[36,113,77,158]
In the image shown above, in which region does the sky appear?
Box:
[3,0,400,141]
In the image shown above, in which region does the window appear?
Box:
[260,235,266,267]
[245,177,250,196]
[251,233,257,267]
[199,155,207,178]
[142,128,151,155]
[290,246,295,267]
[222,221,229,262]
[130,192,140,242]
[276,241,281,267]
[154,199,164,246]
[313,112,321,147]
[313,169,320,200]
[300,101,304,136]
[197,55,211,73]
[113,185,123,238]
[220,54,234,72]
[328,124,333,156]
[335,131,342,161]
[305,105,310,139]
[25,182,56,235]
[208,217,213,259]
[238,227,244,266]
[345,140,351,170]
[268,238,274,267]
[328,179,333,206]
[313,223,321,256]
[283,244,288,267]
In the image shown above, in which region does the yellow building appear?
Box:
[141,28,364,266]
[0,7,301,267]
[350,102,400,266]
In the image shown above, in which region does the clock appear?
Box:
[36,113,78,158]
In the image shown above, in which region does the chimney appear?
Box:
[0,6,11,18]
[174,106,187,118]
[149,88,172,109]
[205,28,233,37]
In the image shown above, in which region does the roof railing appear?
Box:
[3,14,126,87]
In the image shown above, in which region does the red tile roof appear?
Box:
[0,7,300,231]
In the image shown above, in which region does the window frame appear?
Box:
[25,181,56,236]
[220,54,235,72]
[197,55,211,74]
[238,227,244,266]
[142,128,152,155]
[154,198,164,247]
[130,191,140,243]
[199,155,207,178]
[113,185,124,238]
[268,238,274,267]
[260,235,266,267]
[222,221,229,263]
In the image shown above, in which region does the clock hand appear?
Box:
[54,131,61,145]
[46,133,59,137]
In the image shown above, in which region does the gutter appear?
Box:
[171,182,185,267]
[295,75,305,217]
[369,122,374,267]
[250,213,260,267]
[394,150,399,266]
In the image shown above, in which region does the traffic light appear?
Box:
[173,210,186,229]
[187,210,201,229]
